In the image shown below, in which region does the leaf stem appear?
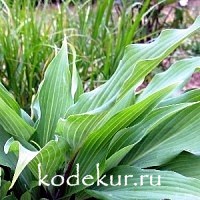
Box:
[55,153,77,199]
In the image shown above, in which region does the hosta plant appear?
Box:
[1,17,200,200]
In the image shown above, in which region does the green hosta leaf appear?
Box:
[20,109,34,127]
[122,102,200,168]
[87,166,200,200]
[104,106,193,172]
[105,145,134,172]
[35,40,73,146]
[0,125,17,168]
[69,43,84,103]
[0,82,20,114]
[67,16,200,116]
[118,19,200,100]
[29,137,68,180]
[98,89,135,126]
[4,138,38,189]
[57,113,104,151]
[60,57,200,152]
[62,52,200,152]
[66,84,177,195]
[31,94,40,122]
[57,89,135,151]
[137,57,200,101]
[4,137,68,189]
[160,151,200,180]
[0,129,35,193]
[107,102,196,160]
[159,88,200,107]
[105,101,197,172]
[0,98,35,141]
[107,57,200,167]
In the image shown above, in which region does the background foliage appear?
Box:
[0,0,199,111]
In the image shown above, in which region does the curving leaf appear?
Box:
[20,109,34,127]
[159,88,200,107]
[137,57,200,101]
[122,101,200,168]
[57,89,135,151]
[4,138,38,189]
[0,125,17,168]
[66,84,178,195]
[105,145,134,172]
[0,128,35,193]
[87,166,200,200]
[4,137,68,189]
[106,102,196,169]
[35,39,73,147]
[69,43,84,103]
[0,82,20,114]
[57,113,104,151]
[67,16,200,116]
[160,151,200,180]
[0,98,35,141]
